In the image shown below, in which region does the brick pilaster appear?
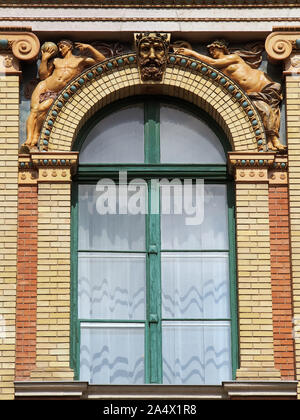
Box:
[16,184,38,380]
[0,74,20,399]
[269,185,295,380]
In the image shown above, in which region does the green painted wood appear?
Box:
[227,181,239,379]
[70,97,238,385]
[147,179,162,383]
[144,101,160,164]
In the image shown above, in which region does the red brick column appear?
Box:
[16,184,38,380]
[269,185,295,380]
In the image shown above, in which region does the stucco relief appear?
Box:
[19,34,284,154]
[20,39,107,152]
[178,39,286,152]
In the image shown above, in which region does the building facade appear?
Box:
[1,0,300,400]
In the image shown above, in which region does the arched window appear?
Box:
[71,98,238,385]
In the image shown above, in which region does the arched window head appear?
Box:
[78,101,227,164]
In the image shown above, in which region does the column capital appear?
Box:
[0,28,40,74]
[265,27,300,74]
[228,152,288,184]
[19,152,79,184]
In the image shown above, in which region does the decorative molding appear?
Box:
[14,380,298,400]
[223,381,298,400]
[3,1,300,8]
[39,52,266,153]
[0,31,40,61]
[0,30,40,74]
[4,17,300,23]
[228,152,288,184]
[18,152,79,184]
[265,28,300,74]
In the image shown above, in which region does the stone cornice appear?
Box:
[2,1,300,8]
[14,380,298,400]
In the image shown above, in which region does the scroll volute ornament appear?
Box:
[0,31,40,61]
[265,31,295,64]
[134,32,171,82]
[0,31,40,75]
[265,30,300,75]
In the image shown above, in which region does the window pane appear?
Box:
[161,184,228,250]
[160,104,226,164]
[78,253,146,320]
[162,321,232,385]
[162,253,230,319]
[78,184,146,251]
[80,323,145,384]
[79,104,144,163]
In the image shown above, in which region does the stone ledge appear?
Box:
[14,380,298,400]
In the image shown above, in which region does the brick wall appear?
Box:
[235,181,281,380]
[269,185,295,380]
[286,75,300,395]
[0,75,19,399]
[30,181,74,380]
[16,184,38,380]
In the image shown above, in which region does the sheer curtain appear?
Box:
[161,184,231,385]
[79,104,144,164]
[80,324,145,384]
[160,104,226,164]
[78,184,146,384]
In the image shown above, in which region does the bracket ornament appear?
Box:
[19,152,79,184]
[228,152,288,184]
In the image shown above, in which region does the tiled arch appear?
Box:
[39,53,266,153]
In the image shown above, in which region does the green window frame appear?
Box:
[70,96,239,384]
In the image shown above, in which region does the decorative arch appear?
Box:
[39,52,266,153]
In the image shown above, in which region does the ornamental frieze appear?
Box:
[15,33,288,154]
[2,0,300,7]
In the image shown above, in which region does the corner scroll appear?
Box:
[0,31,40,75]
[265,29,300,75]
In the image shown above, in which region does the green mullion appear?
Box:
[144,100,160,164]
[146,179,162,384]
[227,181,239,379]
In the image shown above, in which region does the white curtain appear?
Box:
[79,104,144,164]
[78,253,146,320]
[162,253,230,319]
[80,323,145,384]
[161,184,228,250]
[162,321,232,385]
[78,184,146,251]
[160,104,226,164]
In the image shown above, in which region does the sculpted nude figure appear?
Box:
[176,40,286,151]
[23,40,106,150]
